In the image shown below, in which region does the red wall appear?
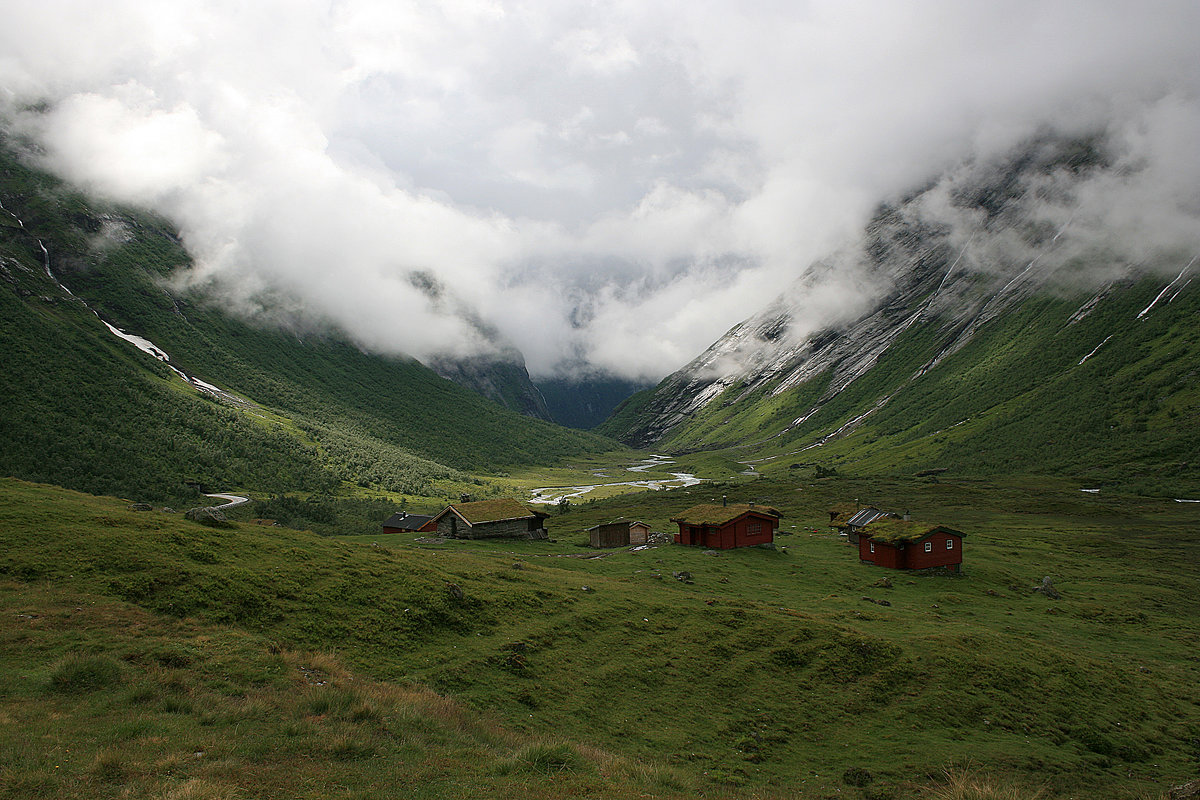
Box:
[675,513,776,549]
[904,533,963,570]
[731,515,775,547]
[859,537,900,566]
[860,532,963,570]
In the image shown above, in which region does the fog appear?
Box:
[2,1,1197,380]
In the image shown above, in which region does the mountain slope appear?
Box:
[601,138,1200,493]
[0,133,614,502]
[535,374,649,430]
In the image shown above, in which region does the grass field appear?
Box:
[2,475,1198,799]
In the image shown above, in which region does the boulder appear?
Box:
[1033,576,1061,600]
[185,506,229,527]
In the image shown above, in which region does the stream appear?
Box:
[529,455,703,504]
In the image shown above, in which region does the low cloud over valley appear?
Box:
[2,1,1198,380]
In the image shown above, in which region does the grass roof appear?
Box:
[865,520,965,546]
[447,498,545,525]
[828,502,859,523]
[669,503,783,526]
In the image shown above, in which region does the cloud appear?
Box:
[1,0,1198,382]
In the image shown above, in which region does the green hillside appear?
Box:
[603,274,1200,496]
[3,475,1197,798]
[0,133,614,504]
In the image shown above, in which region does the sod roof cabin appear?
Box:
[839,506,900,544]
[670,503,782,549]
[588,519,651,548]
[827,502,859,527]
[428,498,550,540]
[858,520,965,572]
[381,512,436,534]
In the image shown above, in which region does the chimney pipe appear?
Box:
[722,495,727,506]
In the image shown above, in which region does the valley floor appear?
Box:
[2,474,1198,799]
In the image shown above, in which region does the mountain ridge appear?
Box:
[600,138,1200,494]
[0,133,614,503]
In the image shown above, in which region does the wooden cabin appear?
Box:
[381,512,436,534]
[841,506,900,544]
[588,520,651,548]
[858,521,965,572]
[670,503,781,549]
[427,498,549,540]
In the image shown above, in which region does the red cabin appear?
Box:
[859,521,964,572]
[670,503,782,549]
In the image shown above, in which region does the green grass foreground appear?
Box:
[2,475,1198,799]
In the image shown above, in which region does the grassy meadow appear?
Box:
[2,473,1198,799]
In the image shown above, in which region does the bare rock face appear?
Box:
[185,506,229,527]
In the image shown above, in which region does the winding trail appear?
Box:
[203,493,251,509]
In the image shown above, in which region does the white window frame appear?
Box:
[946,538,954,550]
[869,542,875,553]
[924,541,932,553]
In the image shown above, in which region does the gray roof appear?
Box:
[382,512,433,530]
[846,507,896,528]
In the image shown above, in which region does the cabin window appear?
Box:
[748,522,762,536]
[946,538,954,550]
[869,542,875,553]
[924,541,932,553]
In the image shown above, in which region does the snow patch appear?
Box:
[1137,257,1195,319]
[1077,335,1113,365]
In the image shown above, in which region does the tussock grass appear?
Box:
[925,765,1045,800]
[497,741,586,775]
[89,748,127,782]
[47,653,126,693]
[159,779,243,800]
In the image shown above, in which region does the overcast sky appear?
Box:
[2,1,1198,380]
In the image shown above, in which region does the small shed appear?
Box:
[427,498,549,540]
[859,521,965,572]
[381,512,436,534]
[670,503,782,549]
[588,520,651,548]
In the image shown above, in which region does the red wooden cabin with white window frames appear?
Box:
[859,522,965,572]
